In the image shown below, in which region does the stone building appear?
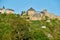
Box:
[26,7,60,20]
[0,6,5,13]
[6,9,14,14]
[27,8,42,20]
[0,6,14,14]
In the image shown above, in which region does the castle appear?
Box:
[0,6,14,14]
[0,6,60,20]
[22,7,60,20]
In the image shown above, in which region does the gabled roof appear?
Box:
[0,6,5,10]
[28,7,35,11]
[6,9,14,11]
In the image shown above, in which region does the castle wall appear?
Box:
[0,9,5,13]
[1,9,5,13]
[28,11,35,16]
[0,6,14,14]
[6,10,14,14]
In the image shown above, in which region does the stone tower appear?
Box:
[43,9,48,14]
[27,7,35,16]
[0,6,5,13]
[2,6,5,13]
[27,7,35,20]
[43,9,49,16]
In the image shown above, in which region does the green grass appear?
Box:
[30,20,60,40]
[0,13,60,40]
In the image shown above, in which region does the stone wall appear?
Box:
[6,10,14,14]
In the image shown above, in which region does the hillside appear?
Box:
[0,13,60,40]
[30,20,60,40]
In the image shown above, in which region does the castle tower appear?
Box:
[43,9,49,16]
[42,9,53,19]
[27,7,35,16]
[1,6,5,13]
[27,7,35,20]
[40,9,49,20]
[43,9,48,14]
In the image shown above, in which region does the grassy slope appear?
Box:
[0,13,60,40]
[30,20,60,40]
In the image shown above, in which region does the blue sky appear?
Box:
[0,0,60,16]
